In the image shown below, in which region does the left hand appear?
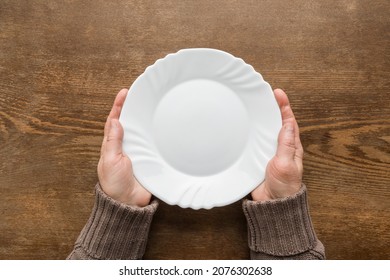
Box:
[97,89,151,207]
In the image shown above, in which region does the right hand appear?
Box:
[251,89,304,201]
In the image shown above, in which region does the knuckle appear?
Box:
[273,157,294,175]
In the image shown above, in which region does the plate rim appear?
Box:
[120,48,281,209]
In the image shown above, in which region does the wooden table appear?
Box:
[0,0,389,260]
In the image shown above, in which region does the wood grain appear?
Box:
[0,0,389,259]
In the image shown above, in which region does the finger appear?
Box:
[274,88,295,125]
[104,118,124,160]
[100,116,111,156]
[108,88,128,120]
[294,120,304,176]
[101,89,127,156]
[294,120,304,160]
[276,121,296,161]
[274,88,303,156]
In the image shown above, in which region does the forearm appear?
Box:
[243,185,325,260]
[67,183,158,260]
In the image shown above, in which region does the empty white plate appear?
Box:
[119,48,281,209]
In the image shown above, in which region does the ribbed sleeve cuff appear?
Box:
[242,185,317,256]
[75,183,158,259]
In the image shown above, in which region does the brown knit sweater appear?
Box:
[67,183,325,260]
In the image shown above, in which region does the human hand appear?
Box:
[251,89,303,201]
[97,89,151,207]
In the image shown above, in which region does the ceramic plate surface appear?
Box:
[119,48,281,209]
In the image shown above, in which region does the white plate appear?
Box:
[119,48,281,209]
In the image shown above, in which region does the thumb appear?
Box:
[276,122,296,161]
[105,118,124,160]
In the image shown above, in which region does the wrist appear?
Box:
[251,182,302,202]
[251,185,273,201]
[99,180,151,208]
[125,188,151,208]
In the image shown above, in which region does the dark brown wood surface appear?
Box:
[0,0,389,260]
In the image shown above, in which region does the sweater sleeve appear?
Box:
[67,183,158,260]
[242,185,325,260]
